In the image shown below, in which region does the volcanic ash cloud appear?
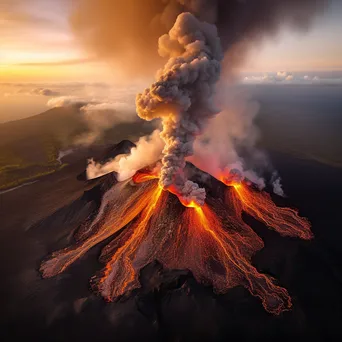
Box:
[136,12,223,206]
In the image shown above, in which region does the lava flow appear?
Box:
[219,177,313,240]
[132,170,159,184]
[40,169,312,315]
[95,185,163,299]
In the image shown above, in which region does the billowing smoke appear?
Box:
[188,86,267,186]
[136,12,222,205]
[71,0,327,78]
[86,129,164,180]
[73,0,328,200]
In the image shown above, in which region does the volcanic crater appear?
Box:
[39,140,312,316]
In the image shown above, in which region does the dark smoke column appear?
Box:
[136,12,223,206]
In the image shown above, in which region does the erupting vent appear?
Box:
[40,170,312,315]
[40,0,324,317]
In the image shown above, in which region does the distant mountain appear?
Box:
[0,106,153,190]
[0,106,84,147]
[0,106,86,190]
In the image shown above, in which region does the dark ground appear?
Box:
[1,147,342,342]
[1,84,342,341]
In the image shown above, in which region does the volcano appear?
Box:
[40,143,312,315]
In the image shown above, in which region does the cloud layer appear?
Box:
[243,71,342,85]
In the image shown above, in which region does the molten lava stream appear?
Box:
[230,183,312,240]
[40,179,160,278]
[96,185,163,299]
[132,170,159,184]
[184,204,292,315]
[95,172,291,314]
[40,171,310,316]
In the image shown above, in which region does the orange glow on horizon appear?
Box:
[1,65,109,83]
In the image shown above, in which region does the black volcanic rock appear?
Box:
[103,139,136,161]
[76,140,136,181]
[76,171,87,181]
[2,149,342,341]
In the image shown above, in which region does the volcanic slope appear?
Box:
[40,157,312,315]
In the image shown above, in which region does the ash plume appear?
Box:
[71,0,328,78]
[136,12,223,205]
[72,0,328,198]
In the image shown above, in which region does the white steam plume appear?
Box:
[188,86,268,188]
[86,130,164,180]
[136,12,223,206]
[188,86,288,195]
[271,172,285,197]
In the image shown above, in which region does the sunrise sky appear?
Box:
[1,0,342,83]
[1,0,342,123]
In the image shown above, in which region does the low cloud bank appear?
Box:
[47,96,91,108]
[39,82,144,146]
[3,86,61,97]
[243,71,342,85]
[46,95,139,146]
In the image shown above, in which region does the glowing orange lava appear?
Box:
[167,184,201,208]
[132,170,159,184]
[220,177,312,240]
[40,178,160,278]
[186,205,292,314]
[41,171,312,315]
[96,185,163,299]
[219,174,240,187]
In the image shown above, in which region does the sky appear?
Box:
[1,0,342,83]
[0,0,342,123]
[244,2,342,73]
[0,0,112,82]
